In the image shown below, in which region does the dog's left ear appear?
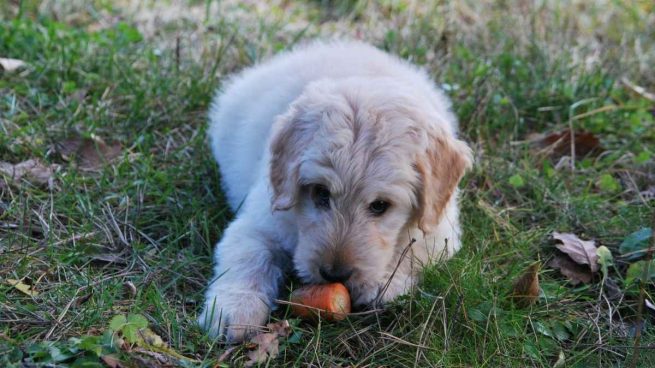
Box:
[415,133,473,233]
[269,108,314,211]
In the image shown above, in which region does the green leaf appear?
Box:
[635,151,651,164]
[127,314,148,329]
[122,324,140,344]
[468,308,486,322]
[551,321,571,342]
[112,314,148,344]
[596,246,613,277]
[534,321,553,338]
[523,341,540,360]
[619,228,653,260]
[509,174,525,188]
[76,335,103,356]
[625,260,655,288]
[499,320,521,337]
[598,173,620,192]
[108,315,127,332]
[48,345,72,363]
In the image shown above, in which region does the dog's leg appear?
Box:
[197,205,290,342]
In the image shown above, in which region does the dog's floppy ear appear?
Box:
[269,108,314,211]
[415,133,473,232]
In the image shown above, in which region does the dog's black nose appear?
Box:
[319,266,353,283]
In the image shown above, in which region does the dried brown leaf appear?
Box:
[100,354,124,368]
[217,346,238,363]
[124,281,137,298]
[547,254,593,285]
[530,129,602,159]
[266,319,290,337]
[73,293,93,306]
[0,57,27,72]
[0,159,59,187]
[510,263,540,307]
[57,136,122,171]
[245,320,291,367]
[552,232,599,273]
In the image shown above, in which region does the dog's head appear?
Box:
[269,78,472,306]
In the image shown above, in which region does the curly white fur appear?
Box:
[198,41,472,342]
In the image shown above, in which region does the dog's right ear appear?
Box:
[269,108,313,211]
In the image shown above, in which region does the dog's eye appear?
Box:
[312,185,331,209]
[369,200,390,216]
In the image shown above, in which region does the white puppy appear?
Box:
[199,41,472,342]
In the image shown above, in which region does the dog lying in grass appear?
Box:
[198,41,472,342]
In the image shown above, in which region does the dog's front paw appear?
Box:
[198,290,271,343]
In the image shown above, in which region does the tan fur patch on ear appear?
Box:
[269,116,297,210]
[416,135,473,232]
[269,110,314,211]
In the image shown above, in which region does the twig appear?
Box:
[374,238,416,306]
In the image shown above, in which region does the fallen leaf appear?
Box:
[510,263,540,307]
[552,232,599,273]
[0,159,59,187]
[529,129,602,159]
[217,346,238,363]
[5,278,39,297]
[266,320,291,337]
[73,293,93,306]
[619,228,653,260]
[547,254,593,285]
[100,354,124,368]
[56,136,122,171]
[245,320,291,367]
[124,281,137,298]
[0,57,27,72]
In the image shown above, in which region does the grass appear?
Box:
[1,0,654,366]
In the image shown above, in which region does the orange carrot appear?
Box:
[289,283,351,321]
